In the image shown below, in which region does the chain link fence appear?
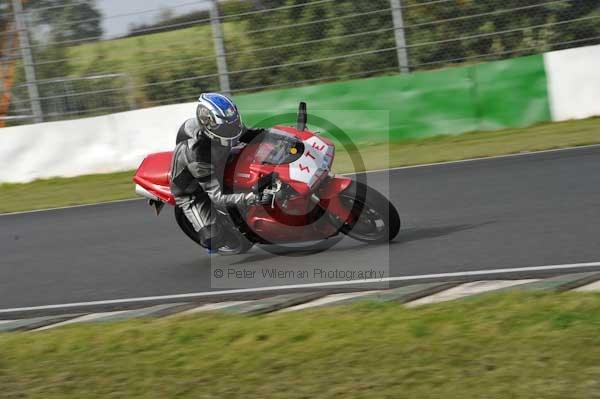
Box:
[8,73,133,120]
[1,0,599,126]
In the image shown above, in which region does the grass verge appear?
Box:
[1,117,599,214]
[1,292,600,398]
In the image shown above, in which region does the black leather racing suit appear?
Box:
[170,118,265,249]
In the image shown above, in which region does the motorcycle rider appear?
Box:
[170,93,270,252]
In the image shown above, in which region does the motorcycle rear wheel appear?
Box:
[339,181,400,244]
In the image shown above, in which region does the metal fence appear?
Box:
[8,73,133,121]
[1,0,599,126]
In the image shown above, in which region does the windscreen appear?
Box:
[254,131,305,165]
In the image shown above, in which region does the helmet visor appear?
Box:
[206,116,243,146]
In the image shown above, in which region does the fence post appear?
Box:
[124,73,136,110]
[209,0,231,96]
[390,0,410,73]
[12,0,43,123]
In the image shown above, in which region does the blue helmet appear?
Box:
[196,93,243,147]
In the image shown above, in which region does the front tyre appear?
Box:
[339,181,400,244]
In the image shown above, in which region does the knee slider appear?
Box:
[198,224,223,250]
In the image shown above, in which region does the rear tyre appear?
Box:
[174,207,253,255]
[339,181,400,244]
[175,206,202,245]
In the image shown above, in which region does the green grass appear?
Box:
[69,25,213,74]
[335,116,600,172]
[1,292,600,398]
[67,22,251,100]
[0,171,135,214]
[1,117,599,214]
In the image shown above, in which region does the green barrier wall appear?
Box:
[235,54,551,142]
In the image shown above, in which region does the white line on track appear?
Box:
[1,143,599,217]
[2,261,599,314]
[366,143,600,174]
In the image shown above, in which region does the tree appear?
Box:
[228,0,395,90]
[126,10,210,38]
[402,0,600,69]
[0,0,8,27]
[28,0,103,42]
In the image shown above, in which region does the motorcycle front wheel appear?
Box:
[339,181,400,244]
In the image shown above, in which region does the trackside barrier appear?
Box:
[1,44,599,183]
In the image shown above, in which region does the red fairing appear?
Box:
[318,176,355,225]
[133,123,357,244]
[319,175,353,199]
[133,152,175,205]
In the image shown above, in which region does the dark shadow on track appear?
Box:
[170,223,497,272]
[397,222,496,244]
[221,222,495,265]
[169,238,349,270]
[228,238,348,264]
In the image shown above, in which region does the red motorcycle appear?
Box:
[133,103,400,255]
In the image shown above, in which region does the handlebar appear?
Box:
[252,172,279,194]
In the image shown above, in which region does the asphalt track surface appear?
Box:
[2,146,600,313]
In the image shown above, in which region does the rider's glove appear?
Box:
[244,192,259,206]
[259,192,274,206]
[244,192,274,206]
